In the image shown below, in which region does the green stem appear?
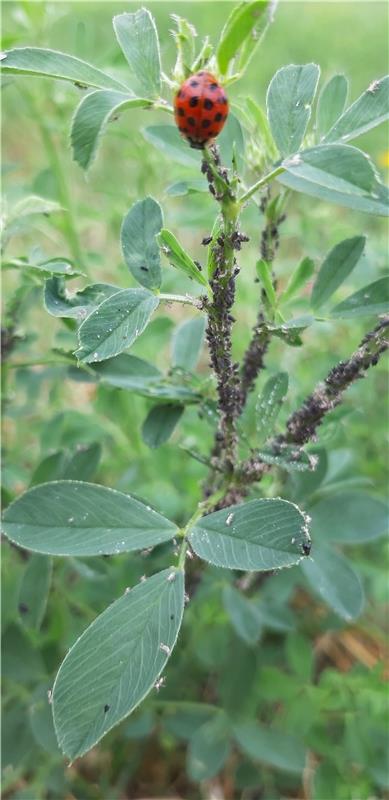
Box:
[159,292,203,308]
[153,99,174,114]
[20,86,88,276]
[176,489,225,570]
[7,357,75,369]
[205,147,241,472]
[239,165,285,205]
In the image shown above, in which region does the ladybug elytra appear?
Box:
[174,71,229,150]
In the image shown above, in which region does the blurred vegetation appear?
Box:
[2,2,388,799]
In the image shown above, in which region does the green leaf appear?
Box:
[218,113,245,170]
[2,480,178,556]
[2,625,46,684]
[157,229,209,289]
[84,353,162,390]
[170,15,197,84]
[166,179,208,197]
[236,1,273,73]
[71,90,151,171]
[44,278,119,321]
[280,256,315,304]
[3,702,35,769]
[142,404,184,448]
[18,554,52,630]
[285,632,313,681]
[171,317,206,371]
[0,47,128,90]
[5,256,84,278]
[62,443,102,482]
[163,705,217,740]
[310,235,366,310]
[52,568,184,759]
[310,492,388,544]
[301,544,365,620]
[257,444,314,472]
[223,585,262,645]
[113,9,161,97]
[291,446,328,500]
[143,125,200,167]
[255,258,277,308]
[217,1,269,75]
[76,288,159,363]
[30,451,67,486]
[324,75,389,143]
[187,716,231,781]
[269,314,314,347]
[123,709,155,740]
[188,498,311,571]
[267,63,320,157]
[330,276,389,318]
[234,721,306,774]
[256,372,288,443]
[279,144,389,216]
[29,686,59,755]
[246,97,278,159]
[2,197,62,250]
[317,74,348,138]
[121,197,163,291]
[253,600,295,632]
[75,354,201,403]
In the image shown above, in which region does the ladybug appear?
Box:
[174,71,229,150]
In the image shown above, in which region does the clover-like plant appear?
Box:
[2,2,388,762]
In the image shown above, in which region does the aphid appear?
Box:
[302,540,312,556]
[174,71,229,150]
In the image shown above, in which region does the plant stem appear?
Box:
[20,86,88,276]
[239,192,287,407]
[239,317,389,486]
[176,488,225,569]
[202,146,242,476]
[239,165,285,205]
[159,292,203,307]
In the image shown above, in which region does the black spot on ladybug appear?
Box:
[204,98,214,110]
[190,80,199,87]
[215,112,223,122]
[210,82,218,90]
[187,117,196,127]
[104,704,110,713]
[202,119,211,128]
[19,603,29,614]
[177,107,185,117]
[189,96,199,107]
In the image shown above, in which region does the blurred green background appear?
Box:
[2,2,388,799]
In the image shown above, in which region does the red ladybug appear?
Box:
[174,71,229,150]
